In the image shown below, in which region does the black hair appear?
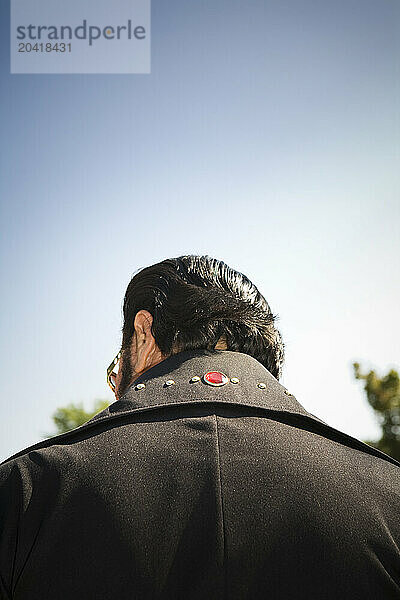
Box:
[121,255,285,380]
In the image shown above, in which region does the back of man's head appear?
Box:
[121,255,285,381]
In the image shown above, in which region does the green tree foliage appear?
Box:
[353,363,400,462]
[44,399,110,438]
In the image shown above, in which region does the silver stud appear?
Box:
[257,382,266,389]
[190,376,201,383]
[165,379,175,386]
[230,377,240,384]
[135,383,146,391]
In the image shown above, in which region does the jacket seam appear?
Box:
[214,414,227,599]
[12,519,44,596]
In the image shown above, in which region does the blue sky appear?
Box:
[0,0,399,461]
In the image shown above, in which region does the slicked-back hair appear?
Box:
[121,255,285,380]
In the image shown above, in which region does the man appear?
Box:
[1,254,399,599]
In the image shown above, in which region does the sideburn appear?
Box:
[117,346,134,399]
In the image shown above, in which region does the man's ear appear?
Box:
[133,310,157,374]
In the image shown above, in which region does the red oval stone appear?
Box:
[203,371,229,386]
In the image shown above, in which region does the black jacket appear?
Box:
[1,349,400,599]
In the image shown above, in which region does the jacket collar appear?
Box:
[94,349,325,423]
[4,349,400,469]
